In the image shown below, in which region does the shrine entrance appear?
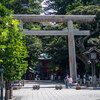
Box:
[14,14,96,82]
[38,53,62,80]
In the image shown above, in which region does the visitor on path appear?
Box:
[83,77,86,84]
[77,74,80,81]
[51,74,53,81]
[83,73,86,79]
[83,73,86,84]
[68,76,73,88]
[64,75,69,88]
[89,77,92,84]
[35,74,39,80]
[77,74,81,85]
[88,75,92,83]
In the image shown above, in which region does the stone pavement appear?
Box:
[13,80,100,100]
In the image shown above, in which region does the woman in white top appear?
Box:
[68,76,73,88]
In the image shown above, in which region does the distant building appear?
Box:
[22,53,62,80]
[38,53,52,80]
[38,53,62,80]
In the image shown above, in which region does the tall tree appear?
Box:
[44,0,93,15]
[0,2,28,98]
[68,5,100,76]
[9,0,43,14]
[0,0,14,5]
[40,24,69,75]
[8,0,43,69]
[44,0,74,14]
[26,36,42,68]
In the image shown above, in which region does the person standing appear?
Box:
[65,75,69,88]
[77,74,80,80]
[36,74,38,80]
[51,74,53,81]
[83,73,86,79]
[83,73,86,85]
[68,76,73,88]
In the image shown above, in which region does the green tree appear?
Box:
[44,0,74,14]
[42,5,100,76]
[26,36,42,68]
[0,0,14,5]
[68,5,100,76]
[0,2,28,81]
[9,0,43,14]
[40,24,69,75]
[92,0,100,5]
[68,5,100,47]
[6,0,43,70]
[0,2,28,98]
[44,0,93,15]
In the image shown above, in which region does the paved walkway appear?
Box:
[13,80,100,100]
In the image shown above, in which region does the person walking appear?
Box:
[68,76,73,88]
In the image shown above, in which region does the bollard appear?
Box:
[9,87,13,99]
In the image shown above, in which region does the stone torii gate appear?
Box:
[14,15,96,82]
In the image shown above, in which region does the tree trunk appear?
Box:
[76,54,89,71]
[9,87,13,99]
[5,80,9,100]
[5,80,13,100]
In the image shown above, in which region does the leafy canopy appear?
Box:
[0,3,28,81]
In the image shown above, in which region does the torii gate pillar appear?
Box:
[68,20,77,82]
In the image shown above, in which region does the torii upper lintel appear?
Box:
[13,14,96,23]
[13,14,96,82]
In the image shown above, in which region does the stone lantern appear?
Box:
[84,47,100,87]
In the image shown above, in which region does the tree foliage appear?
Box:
[0,3,28,81]
[44,0,94,15]
[7,0,43,68]
[1,0,100,78]
[8,0,43,14]
[67,5,100,76]
[40,24,69,74]
[0,0,15,5]
[42,5,100,76]
[26,36,42,68]
[69,5,100,48]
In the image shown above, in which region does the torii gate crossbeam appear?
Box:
[13,14,95,82]
[14,14,95,22]
[23,29,89,36]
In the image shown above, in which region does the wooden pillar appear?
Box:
[68,20,77,82]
